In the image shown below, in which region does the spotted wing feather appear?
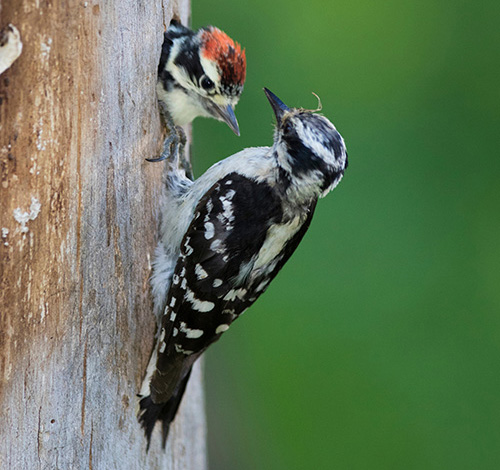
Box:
[151,173,281,390]
[142,172,316,442]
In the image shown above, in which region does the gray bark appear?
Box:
[0,1,207,469]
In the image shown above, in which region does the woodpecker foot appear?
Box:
[146,101,179,163]
[146,129,179,163]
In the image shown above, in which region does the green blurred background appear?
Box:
[190,1,500,468]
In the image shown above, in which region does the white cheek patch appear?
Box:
[294,118,347,172]
[160,85,208,125]
[295,120,332,162]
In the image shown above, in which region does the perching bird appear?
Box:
[138,89,348,446]
[147,20,246,164]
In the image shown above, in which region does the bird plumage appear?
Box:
[139,89,348,446]
[157,20,246,134]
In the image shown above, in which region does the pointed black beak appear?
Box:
[264,88,290,122]
[213,103,240,136]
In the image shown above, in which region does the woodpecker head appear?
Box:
[157,21,246,135]
[264,88,348,199]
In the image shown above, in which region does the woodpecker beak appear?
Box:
[264,88,290,122]
[212,103,240,136]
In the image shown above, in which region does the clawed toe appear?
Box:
[145,155,168,163]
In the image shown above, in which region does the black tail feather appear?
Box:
[138,368,192,449]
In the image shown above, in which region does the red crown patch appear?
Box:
[201,27,246,87]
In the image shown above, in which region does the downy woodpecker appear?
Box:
[139,89,348,445]
[147,20,246,163]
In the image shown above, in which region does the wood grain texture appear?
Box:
[0,1,207,468]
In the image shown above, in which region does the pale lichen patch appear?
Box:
[13,197,42,233]
[2,228,9,246]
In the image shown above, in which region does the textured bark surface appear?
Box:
[0,1,207,469]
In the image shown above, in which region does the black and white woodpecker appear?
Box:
[147,20,246,164]
[138,89,348,445]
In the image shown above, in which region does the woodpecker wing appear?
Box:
[150,172,316,403]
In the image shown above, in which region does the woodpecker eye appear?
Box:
[201,76,215,90]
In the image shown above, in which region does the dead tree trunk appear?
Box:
[0,1,207,469]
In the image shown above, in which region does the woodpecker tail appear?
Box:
[138,367,192,449]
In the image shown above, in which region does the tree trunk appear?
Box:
[0,1,207,469]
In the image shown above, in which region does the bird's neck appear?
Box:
[273,148,324,209]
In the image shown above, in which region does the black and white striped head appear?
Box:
[264,88,348,199]
[158,21,246,134]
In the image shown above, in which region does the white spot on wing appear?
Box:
[183,236,194,256]
[180,322,204,339]
[223,288,247,302]
[204,221,215,240]
[175,344,194,355]
[159,342,166,353]
[206,198,213,214]
[184,287,215,312]
[216,324,230,334]
[213,279,223,288]
[210,239,225,253]
[195,263,208,280]
[225,189,236,200]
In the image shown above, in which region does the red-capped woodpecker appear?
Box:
[147,20,246,164]
[138,89,348,447]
